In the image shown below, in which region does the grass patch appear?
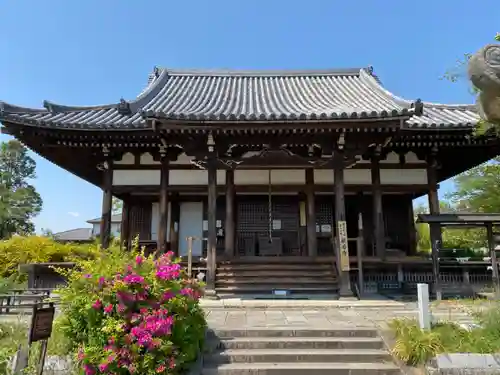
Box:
[389,302,500,366]
[0,317,73,374]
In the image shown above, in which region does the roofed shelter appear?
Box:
[1,66,498,298]
[417,213,500,298]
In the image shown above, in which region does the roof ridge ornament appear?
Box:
[117,98,131,115]
[43,100,54,113]
[411,99,424,116]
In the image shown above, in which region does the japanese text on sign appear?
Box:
[337,220,350,271]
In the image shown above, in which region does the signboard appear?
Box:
[29,305,55,343]
[337,220,350,271]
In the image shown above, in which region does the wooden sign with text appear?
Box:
[29,305,55,344]
[337,220,350,271]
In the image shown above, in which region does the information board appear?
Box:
[337,220,350,271]
[29,305,55,343]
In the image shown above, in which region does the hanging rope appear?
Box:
[268,169,273,243]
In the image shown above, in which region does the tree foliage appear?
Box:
[448,158,500,213]
[0,140,42,238]
[112,197,122,213]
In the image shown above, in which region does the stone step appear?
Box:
[215,286,338,294]
[202,362,401,375]
[215,293,339,300]
[210,337,385,350]
[216,270,335,277]
[216,278,337,285]
[204,349,392,364]
[217,264,334,271]
[210,328,378,338]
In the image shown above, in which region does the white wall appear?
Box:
[92,223,121,237]
[113,168,428,186]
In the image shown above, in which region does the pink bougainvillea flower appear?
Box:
[117,304,126,314]
[77,348,85,360]
[116,290,134,303]
[92,299,102,310]
[161,291,175,301]
[180,288,195,297]
[156,364,166,373]
[104,304,114,314]
[83,364,95,375]
[98,276,106,286]
[165,250,174,257]
[169,357,176,369]
[123,273,145,285]
[98,362,109,372]
[135,255,144,265]
[156,263,181,280]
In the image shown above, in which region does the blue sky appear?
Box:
[0,0,497,233]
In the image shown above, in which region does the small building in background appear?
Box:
[53,214,122,243]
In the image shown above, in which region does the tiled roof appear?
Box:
[87,213,122,224]
[406,103,478,129]
[0,67,478,130]
[53,228,93,242]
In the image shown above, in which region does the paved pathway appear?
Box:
[203,299,480,330]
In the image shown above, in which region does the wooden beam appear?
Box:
[305,169,317,257]
[100,158,113,249]
[427,154,442,300]
[334,152,353,297]
[157,157,169,254]
[371,152,385,259]
[120,197,131,250]
[206,160,218,291]
[224,170,236,258]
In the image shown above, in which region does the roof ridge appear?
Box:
[419,101,477,111]
[54,227,91,235]
[42,100,117,113]
[158,67,366,77]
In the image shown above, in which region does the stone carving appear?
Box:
[468,44,500,124]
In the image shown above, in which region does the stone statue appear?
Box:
[468,44,500,124]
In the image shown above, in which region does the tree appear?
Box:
[445,32,500,135]
[0,140,42,238]
[447,158,500,213]
[41,228,55,238]
[112,197,122,214]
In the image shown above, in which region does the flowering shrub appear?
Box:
[56,246,206,374]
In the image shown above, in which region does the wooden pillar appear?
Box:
[157,157,169,254]
[100,157,113,249]
[371,152,385,259]
[225,170,236,258]
[486,224,500,297]
[206,160,218,291]
[357,212,365,296]
[170,194,180,256]
[427,154,442,300]
[120,198,130,250]
[334,154,353,297]
[408,199,417,256]
[305,169,317,257]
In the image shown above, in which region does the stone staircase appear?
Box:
[202,327,401,374]
[215,258,339,298]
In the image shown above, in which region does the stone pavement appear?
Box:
[203,299,478,330]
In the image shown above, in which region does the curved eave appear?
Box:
[0,102,150,131]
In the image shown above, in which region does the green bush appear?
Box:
[55,246,206,374]
[389,303,500,366]
[0,236,98,279]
